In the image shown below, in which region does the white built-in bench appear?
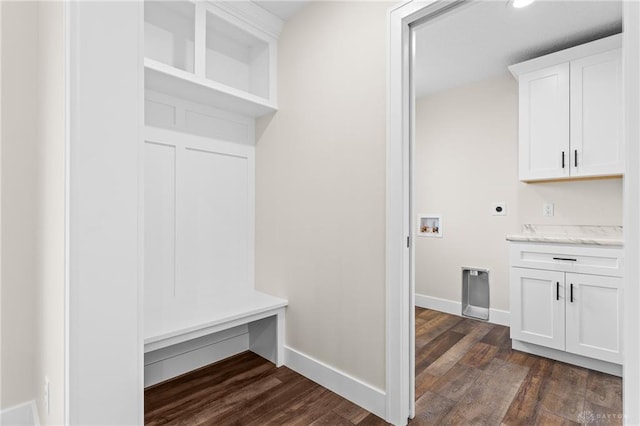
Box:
[142,0,287,390]
[144,291,287,387]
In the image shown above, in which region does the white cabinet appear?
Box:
[517,63,570,180]
[510,35,623,182]
[509,242,623,367]
[510,267,565,350]
[570,49,623,177]
[565,273,623,364]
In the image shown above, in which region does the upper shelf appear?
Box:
[144,0,278,118]
[145,58,277,117]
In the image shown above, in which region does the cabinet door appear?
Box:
[518,63,570,181]
[565,273,623,364]
[571,49,623,177]
[510,267,565,350]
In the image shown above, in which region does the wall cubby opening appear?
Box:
[145,1,195,73]
[205,11,270,99]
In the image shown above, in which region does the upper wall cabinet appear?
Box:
[144,1,280,117]
[510,35,623,182]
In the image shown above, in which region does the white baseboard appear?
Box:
[415,293,510,327]
[0,400,39,426]
[284,346,386,421]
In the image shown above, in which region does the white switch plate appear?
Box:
[543,202,554,217]
[492,202,507,216]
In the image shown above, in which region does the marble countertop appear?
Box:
[506,225,623,246]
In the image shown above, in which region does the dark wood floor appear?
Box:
[145,350,387,425]
[145,307,622,425]
[412,307,622,425]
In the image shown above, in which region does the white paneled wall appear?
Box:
[143,126,255,323]
[145,91,254,143]
[143,92,257,384]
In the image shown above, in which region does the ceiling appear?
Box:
[414,0,622,99]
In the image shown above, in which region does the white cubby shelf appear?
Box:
[144,1,278,118]
[145,58,277,117]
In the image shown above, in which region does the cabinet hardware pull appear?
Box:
[553,257,577,261]
[562,151,565,168]
[556,282,560,301]
[574,149,578,167]
[570,283,574,303]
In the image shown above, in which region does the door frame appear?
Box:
[386,1,640,424]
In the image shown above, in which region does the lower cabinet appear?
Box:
[511,267,622,364]
[509,242,623,367]
[510,268,565,351]
[565,272,622,364]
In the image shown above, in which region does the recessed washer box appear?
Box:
[462,267,490,321]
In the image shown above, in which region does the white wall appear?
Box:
[518,178,622,226]
[415,75,520,312]
[35,2,65,424]
[1,3,67,422]
[256,1,390,391]
[415,74,623,312]
[0,0,38,410]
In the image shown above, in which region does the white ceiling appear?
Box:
[414,0,622,99]
[255,1,308,21]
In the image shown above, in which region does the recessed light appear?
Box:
[513,0,535,8]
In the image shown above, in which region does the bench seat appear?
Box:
[144,290,288,366]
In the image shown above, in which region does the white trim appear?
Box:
[512,340,622,377]
[508,33,622,79]
[0,0,3,413]
[210,1,284,39]
[66,3,142,423]
[284,346,386,421]
[136,2,145,424]
[387,2,467,424]
[623,2,640,423]
[63,1,70,424]
[0,401,40,426]
[414,294,510,327]
[387,3,419,424]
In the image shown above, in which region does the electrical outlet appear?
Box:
[543,202,554,217]
[44,376,50,415]
[492,202,507,216]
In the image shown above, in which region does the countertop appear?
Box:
[506,224,623,246]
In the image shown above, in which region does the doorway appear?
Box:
[387,1,640,425]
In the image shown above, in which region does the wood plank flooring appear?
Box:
[144,351,387,425]
[145,307,622,425]
[411,307,622,425]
